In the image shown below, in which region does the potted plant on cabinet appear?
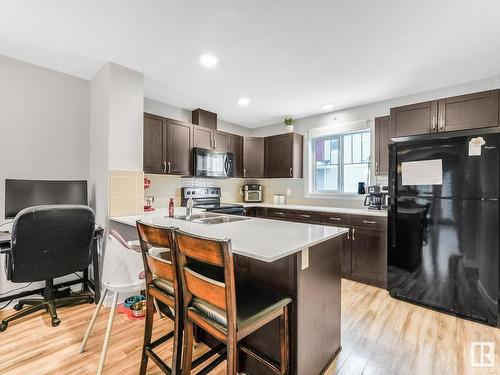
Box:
[284,117,295,133]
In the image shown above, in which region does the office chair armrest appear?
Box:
[0,246,12,281]
[0,247,11,254]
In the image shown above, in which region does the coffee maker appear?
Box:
[364,185,389,210]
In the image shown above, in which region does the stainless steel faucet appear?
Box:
[186,197,194,220]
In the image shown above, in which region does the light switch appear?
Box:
[286,188,292,197]
[301,248,309,270]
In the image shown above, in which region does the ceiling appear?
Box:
[1,1,500,128]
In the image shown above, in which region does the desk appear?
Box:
[0,227,103,304]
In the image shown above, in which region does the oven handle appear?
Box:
[224,155,230,175]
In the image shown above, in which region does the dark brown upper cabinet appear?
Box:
[165,118,192,175]
[213,131,231,152]
[375,115,390,176]
[390,100,438,138]
[143,114,165,174]
[230,134,244,177]
[243,137,265,178]
[192,108,217,130]
[193,125,213,149]
[438,90,499,132]
[143,113,192,176]
[390,89,500,138]
[265,133,303,178]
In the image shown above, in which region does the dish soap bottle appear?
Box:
[168,198,175,217]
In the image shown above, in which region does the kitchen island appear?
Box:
[110,208,347,375]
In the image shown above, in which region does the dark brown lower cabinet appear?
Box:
[245,206,387,288]
[341,230,352,275]
[350,227,386,287]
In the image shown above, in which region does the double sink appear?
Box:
[173,212,250,225]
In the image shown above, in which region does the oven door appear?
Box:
[193,148,233,178]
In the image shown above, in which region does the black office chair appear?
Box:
[0,205,96,332]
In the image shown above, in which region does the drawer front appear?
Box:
[320,213,351,226]
[268,209,297,220]
[351,215,387,229]
[295,211,321,223]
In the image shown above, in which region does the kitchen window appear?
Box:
[312,130,370,194]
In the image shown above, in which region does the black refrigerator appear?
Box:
[388,130,499,326]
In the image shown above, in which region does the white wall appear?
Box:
[0,55,90,297]
[89,63,145,226]
[144,97,251,137]
[108,64,144,170]
[0,54,90,224]
[88,64,111,227]
[144,97,190,122]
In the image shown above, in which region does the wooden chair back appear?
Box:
[173,229,237,333]
[136,222,179,302]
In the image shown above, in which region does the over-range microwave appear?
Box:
[193,147,234,178]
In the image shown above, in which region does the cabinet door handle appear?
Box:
[352,228,355,240]
[363,220,376,224]
[375,162,379,173]
[329,217,341,221]
[347,228,350,240]
[432,116,437,131]
[214,140,217,149]
[439,116,444,130]
[274,212,284,215]
[167,161,171,174]
[289,167,293,177]
[163,161,167,173]
[300,214,311,218]
[243,168,246,178]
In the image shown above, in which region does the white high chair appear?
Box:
[79,230,148,375]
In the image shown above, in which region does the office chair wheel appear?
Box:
[51,317,61,327]
[88,297,95,304]
[0,322,7,332]
[13,303,23,311]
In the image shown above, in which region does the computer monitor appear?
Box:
[5,179,88,219]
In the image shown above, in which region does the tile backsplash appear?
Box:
[145,174,246,209]
[144,174,391,210]
[109,169,144,216]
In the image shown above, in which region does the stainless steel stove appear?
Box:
[180,187,245,215]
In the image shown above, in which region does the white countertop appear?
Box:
[110,208,347,263]
[240,203,388,217]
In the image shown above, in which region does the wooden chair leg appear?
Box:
[171,308,183,375]
[80,288,108,353]
[279,305,290,375]
[139,293,155,375]
[96,292,119,375]
[182,320,194,375]
[227,337,238,375]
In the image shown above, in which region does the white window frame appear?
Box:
[304,119,373,200]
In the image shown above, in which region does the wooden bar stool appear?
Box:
[173,229,292,375]
[136,222,183,375]
[136,223,225,375]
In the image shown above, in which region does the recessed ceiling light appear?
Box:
[199,54,218,68]
[322,103,334,111]
[238,97,250,106]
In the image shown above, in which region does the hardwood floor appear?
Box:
[0,279,499,374]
